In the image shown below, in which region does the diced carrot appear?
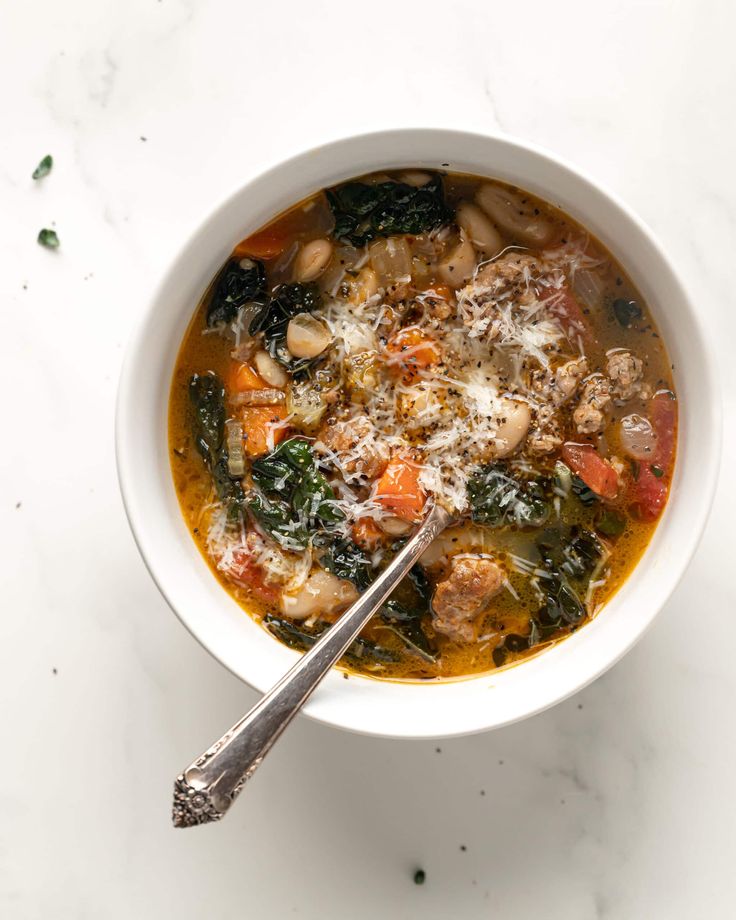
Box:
[222,546,279,605]
[562,442,619,500]
[373,456,426,522]
[233,223,291,261]
[352,517,384,550]
[423,283,454,302]
[386,326,441,379]
[240,406,288,458]
[228,361,267,393]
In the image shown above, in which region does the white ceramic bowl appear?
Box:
[116,128,720,739]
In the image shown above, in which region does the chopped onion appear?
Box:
[230,388,285,407]
[226,420,245,477]
[368,237,412,285]
[573,270,605,311]
[287,378,329,428]
[620,413,658,460]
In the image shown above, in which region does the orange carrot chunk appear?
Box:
[373,456,427,522]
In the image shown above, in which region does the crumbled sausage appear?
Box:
[531,356,588,408]
[431,554,504,642]
[526,404,563,455]
[317,415,390,480]
[606,350,644,400]
[573,374,612,434]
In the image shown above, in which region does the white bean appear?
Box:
[294,238,333,282]
[347,267,379,306]
[280,570,358,620]
[475,183,553,247]
[437,235,477,287]
[254,349,288,387]
[491,399,531,458]
[286,314,333,359]
[456,201,503,259]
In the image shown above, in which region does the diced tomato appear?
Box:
[385,326,441,378]
[241,406,288,457]
[228,361,267,393]
[352,517,384,550]
[545,287,594,344]
[629,391,677,521]
[221,546,279,605]
[373,456,427,522]
[562,442,619,500]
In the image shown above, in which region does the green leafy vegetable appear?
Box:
[37,228,59,249]
[327,175,452,246]
[319,536,373,590]
[535,525,605,627]
[613,297,642,327]
[248,438,343,548]
[189,373,245,512]
[597,509,626,537]
[467,463,550,528]
[650,465,664,478]
[206,257,267,327]
[263,614,398,666]
[571,475,599,506]
[249,282,324,373]
[32,155,53,180]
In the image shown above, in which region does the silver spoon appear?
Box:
[172,502,452,827]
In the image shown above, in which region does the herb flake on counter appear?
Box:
[32,155,53,180]
[37,228,59,249]
[413,869,426,885]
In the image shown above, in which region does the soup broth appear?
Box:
[169,170,676,680]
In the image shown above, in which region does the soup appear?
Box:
[169,170,676,681]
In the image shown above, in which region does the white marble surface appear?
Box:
[1,0,734,916]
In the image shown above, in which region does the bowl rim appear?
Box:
[116,127,722,739]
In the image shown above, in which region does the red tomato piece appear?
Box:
[545,287,593,344]
[221,546,279,606]
[562,443,619,500]
[629,391,677,521]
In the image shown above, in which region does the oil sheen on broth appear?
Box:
[169,170,677,681]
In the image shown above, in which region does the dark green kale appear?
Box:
[37,228,59,249]
[263,614,398,667]
[189,373,245,512]
[327,174,452,246]
[247,438,343,548]
[467,463,551,528]
[596,509,626,537]
[32,155,53,180]
[206,257,267,327]
[533,525,605,631]
[318,535,373,590]
[612,297,643,327]
[249,282,324,373]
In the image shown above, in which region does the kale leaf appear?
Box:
[37,228,59,249]
[263,614,398,666]
[327,175,452,246]
[249,282,324,373]
[534,525,605,629]
[612,297,643,328]
[206,257,267,327]
[318,536,373,590]
[32,155,53,180]
[467,463,550,528]
[248,438,343,548]
[189,373,245,511]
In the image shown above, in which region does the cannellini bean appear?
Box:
[347,267,379,306]
[286,314,333,359]
[620,413,658,460]
[437,235,477,287]
[456,202,503,259]
[491,399,532,458]
[280,569,359,619]
[379,516,413,536]
[398,170,432,187]
[294,238,333,282]
[254,349,288,387]
[475,183,553,247]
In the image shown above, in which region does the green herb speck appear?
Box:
[32,155,53,180]
[413,869,426,885]
[651,465,664,478]
[37,228,59,249]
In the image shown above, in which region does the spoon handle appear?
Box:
[172,502,452,827]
